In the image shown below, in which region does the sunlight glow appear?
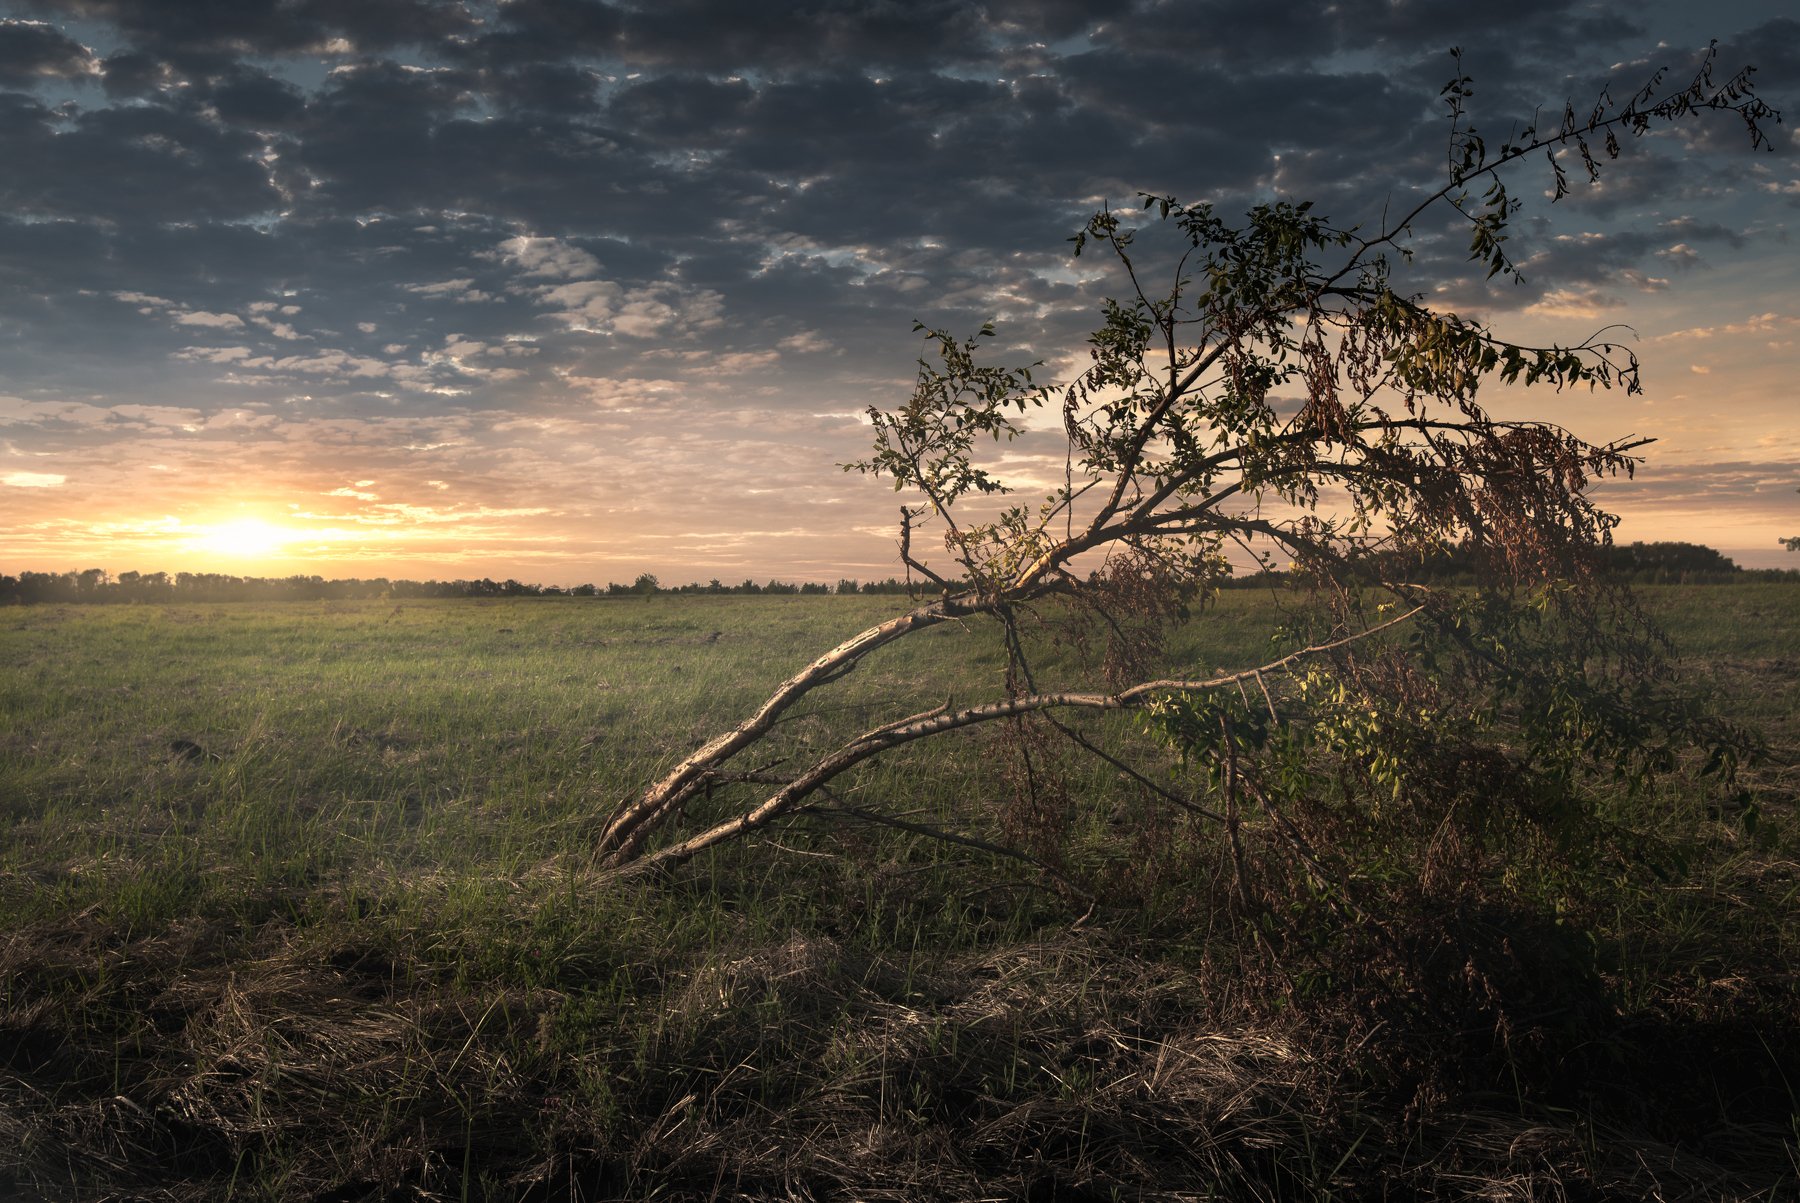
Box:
[193,518,304,559]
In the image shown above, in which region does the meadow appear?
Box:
[2,585,1796,1201]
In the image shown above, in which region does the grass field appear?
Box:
[2,585,1797,1200]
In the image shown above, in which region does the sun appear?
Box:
[195,518,298,559]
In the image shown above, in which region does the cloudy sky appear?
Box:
[0,0,1795,584]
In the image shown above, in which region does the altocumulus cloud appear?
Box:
[0,0,1793,576]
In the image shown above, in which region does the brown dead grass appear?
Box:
[5,903,1794,1202]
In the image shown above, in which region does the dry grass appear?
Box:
[4,899,1794,1201]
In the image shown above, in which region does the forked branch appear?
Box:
[602,606,1424,875]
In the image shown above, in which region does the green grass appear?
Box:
[1,587,1797,1200]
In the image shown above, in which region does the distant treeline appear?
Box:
[0,569,928,605]
[2,543,1793,605]
[1192,541,1796,589]
[1356,541,1800,586]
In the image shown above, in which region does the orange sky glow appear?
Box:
[6,285,1794,583]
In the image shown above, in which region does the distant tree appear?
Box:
[595,47,1772,882]
[283,574,327,600]
[1598,541,1739,579]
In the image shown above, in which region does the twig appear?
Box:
[800,803,1092,901]
[1043,714,1228,824]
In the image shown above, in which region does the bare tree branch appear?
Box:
[607,606,1424,875]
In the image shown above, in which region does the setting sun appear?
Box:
[192,518,302,559]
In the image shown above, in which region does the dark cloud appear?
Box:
[606,73,753,142]
[29,0,324,56]
[451,0,623,68]
[1718,17,1800,106]
[97,49,179,97]
[207,67,309,127]
[296,0,478,51]
[983,0,1121,40]
[606,0,993,72]
[479,61,603,113]
[461,0,1128,75]
[0,92,280,221]
[25,0,478,55]
[1094,0,1621,67]
[0,16,94,83]
[1692,18,1800,157]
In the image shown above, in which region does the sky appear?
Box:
[0,0,1796,585]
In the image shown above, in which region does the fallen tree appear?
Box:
[596,46,1774,884]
